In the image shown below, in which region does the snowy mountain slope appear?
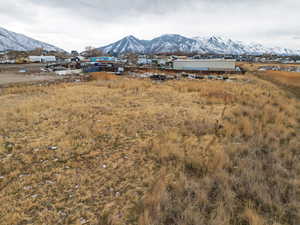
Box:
[147,34,200,53]
[99,34,300,55]
[193,36,249,55]
[99,34,204,54]
[0,27,64,52]
[99,35,147,54]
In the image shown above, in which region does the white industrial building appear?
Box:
[173,59,236,71]
[29,56,56,63]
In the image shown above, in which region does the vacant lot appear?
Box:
[0,64,64,86]
[0,72,62,86]
[0,74,299,225]
[0,63,43,72]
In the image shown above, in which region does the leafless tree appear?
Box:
[85,46,103,57]
[29,48,44,55]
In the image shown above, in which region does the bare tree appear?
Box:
[126,52,138,64]
[7,51,21,60]
[71,50,79,56]
[0,54,5,62]
[85,46,103,57]
[29,48,44,55]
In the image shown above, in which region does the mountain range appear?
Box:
[0,27,64,52]
[1,27,299,56]
[99,34,300,56]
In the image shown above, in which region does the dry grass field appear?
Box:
[0,73,299,225]
[238,62,300,98]
[237,62,300,72]
[258,70,300,87]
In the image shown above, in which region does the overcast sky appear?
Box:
[1,0,300,51]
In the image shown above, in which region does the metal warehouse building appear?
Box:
[173,59,236,71]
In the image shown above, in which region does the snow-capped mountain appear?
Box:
[99,34,300,56]
[0,27,64,52]
[99,35,147,54]
[99,34,199,54]
[147,34,202,53]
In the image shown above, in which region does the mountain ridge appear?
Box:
[0,27,64,52]
[98,34,300,56]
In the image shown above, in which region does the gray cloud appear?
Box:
[0,0,299,51]
[24,0,283,22]
[26,0,200,23]
[0,1,37,22]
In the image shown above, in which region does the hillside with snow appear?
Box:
[99,34,300,56]
[0,27,64,52]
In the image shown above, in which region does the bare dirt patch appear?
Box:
[0,64,64,86]
[0,72,61,86]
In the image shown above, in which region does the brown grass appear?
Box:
[90,72,117,81]
[0,75,299,225]
[259,70,300,87]
[237,62,300,72]
[239,62,300,98]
